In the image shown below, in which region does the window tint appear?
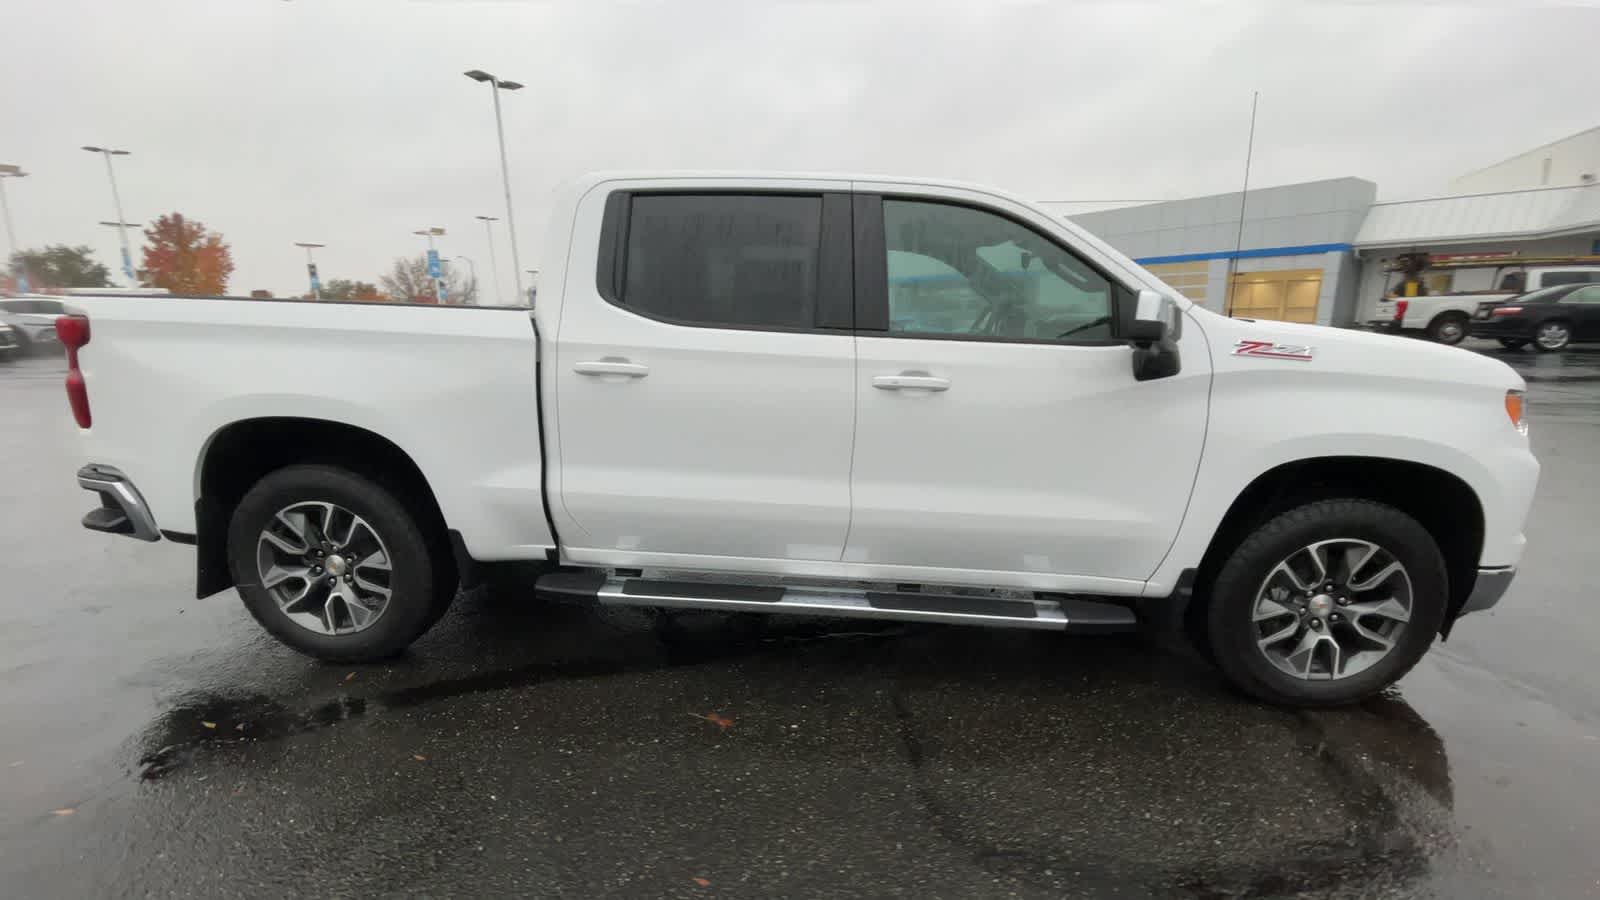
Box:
[34,300,65,314]
[0,300,20,312]
[1540,271,1599,287]
[621,194,821,329]
[882,200,1113,341]
[1560,285,1600,304]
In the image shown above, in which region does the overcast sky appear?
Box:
[3,0,1597,299]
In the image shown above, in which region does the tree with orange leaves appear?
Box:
[141,213,235,295]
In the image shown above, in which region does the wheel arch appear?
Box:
[1187,456,1485,640]
[193,416,454,598]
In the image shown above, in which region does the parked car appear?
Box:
[0,319,19,361]
[1368,264,1600,344]
[0,297,66,354]
[60,172,1538,708]
[1470,283,1600,351]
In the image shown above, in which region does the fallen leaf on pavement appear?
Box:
[52,808,75,816]
[344,672,356,682]
[413,754,427,762]
[201,721,217,730]
[235,723,246,731]
[693,877,711,887]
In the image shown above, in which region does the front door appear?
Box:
[552,188,858,563]
[843,191,1211,585]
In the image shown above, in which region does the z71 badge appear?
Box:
[1232,339,1314,361]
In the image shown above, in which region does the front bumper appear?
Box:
[77,464,161,542]
[1459,566,1515,617]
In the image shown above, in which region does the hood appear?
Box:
[1189,307,1524,392]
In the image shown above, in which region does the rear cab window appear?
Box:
[600,192,844,331]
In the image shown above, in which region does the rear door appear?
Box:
[1557,284,1600,339]
[843,189,1210,584]
[552,185,859,563]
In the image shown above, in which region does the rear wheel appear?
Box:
[1534,320,1572,352]
[1426,313,1468,345]
[1205,499,1447,707]
[1497,338,1529,350]
[227,465,448,661]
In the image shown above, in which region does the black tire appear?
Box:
[1205,499,1447,707]
[1426,313,1468,345]
[1533,319,1572,353]
[1497,338,1528,350]
[227,464,447,662]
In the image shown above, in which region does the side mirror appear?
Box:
[1121,288,1182,381]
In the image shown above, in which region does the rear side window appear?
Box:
[1539,271,1600,287]
[619,194,822,329]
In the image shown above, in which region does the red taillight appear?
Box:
[56,314,89,349]
[1393,299,1409,321]
[1491,306,1523,317]
[57,315,91,428]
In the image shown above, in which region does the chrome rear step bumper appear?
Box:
[77,464,161,542]
[538,572,1137,633]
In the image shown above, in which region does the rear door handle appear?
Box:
[574,360,649,378]
[872,374,950,392]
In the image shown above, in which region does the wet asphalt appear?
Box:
[2,340,1599,899]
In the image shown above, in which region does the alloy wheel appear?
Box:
[1251,539,1412,681]
[256,501,394,635]
[1536,322,1570,350]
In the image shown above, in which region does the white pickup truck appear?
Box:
[1368,264,1600,344]
[61,172,1538,707]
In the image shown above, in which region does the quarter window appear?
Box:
[881,200,1114,341]
[620,194,822,329]
[1540,271,1600,287]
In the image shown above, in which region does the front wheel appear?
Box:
[1205,499,1447,707]
[227,464,448,662]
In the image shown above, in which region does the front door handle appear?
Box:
[574,360,649,378]
[872,373,950,392]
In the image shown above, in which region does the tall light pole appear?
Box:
[82,146,136,284]
[474,214,502,305]
[99,221,142,284]
[413,227,447,303]
[294,241,326,299]
[463,70,525,306]
[0,165,26,292]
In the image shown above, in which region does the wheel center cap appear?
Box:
[325,554,347,577]
[1308,594,1333,617]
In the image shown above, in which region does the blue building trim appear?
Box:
[1134,242,1353,266]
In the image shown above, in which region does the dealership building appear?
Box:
[1061,126,1600,327]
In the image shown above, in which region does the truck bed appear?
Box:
[62,295,555,560]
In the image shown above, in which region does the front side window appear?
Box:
[1559,285,1600,304]
[621,194,821,329]
[882,199,1114,341]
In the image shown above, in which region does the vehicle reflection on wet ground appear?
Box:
[2,351,1599,898]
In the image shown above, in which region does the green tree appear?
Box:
[308,279,385,301]
[8,245,112,289]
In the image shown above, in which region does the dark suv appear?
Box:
[1470,283,1600,352]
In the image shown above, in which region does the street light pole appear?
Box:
[295,241,326,299]
[474,214,502,305]
[464,70,525,306]
[413,227,447,303]
[0,165,25,290]
[82,146,135,284]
